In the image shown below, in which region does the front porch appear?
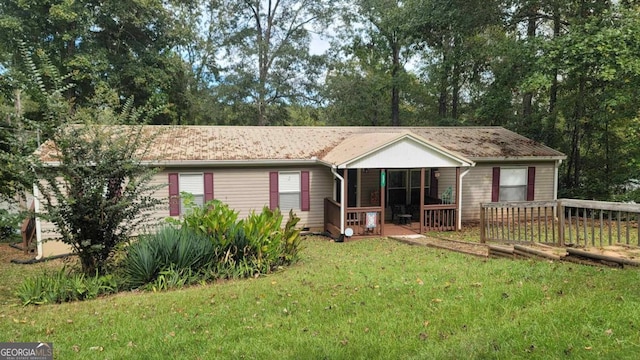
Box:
[323,167,462,238]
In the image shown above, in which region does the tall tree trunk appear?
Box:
[548,5,561,115]
[451,56,460,119]
[438,38,448,118]
[391,41,400,126]
[522,4,537,121]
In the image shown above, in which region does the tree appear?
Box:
[10,48,165,274]
[33,110,164,274]
[0,0,190,124]
[212,0,334,125]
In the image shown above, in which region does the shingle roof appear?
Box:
[37,126,566,164]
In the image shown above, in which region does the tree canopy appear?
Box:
[2,0,640,200]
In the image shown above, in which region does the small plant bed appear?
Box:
[12,198,303,305]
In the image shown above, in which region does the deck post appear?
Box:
[343,168,348,235]
[420,168,425,234]
[480,204,486,243]
[455,167,460,230]
[558,200,565,246]
[380,169,385,236]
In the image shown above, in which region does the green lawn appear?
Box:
[1,237,640,359]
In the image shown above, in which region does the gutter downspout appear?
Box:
[458,167,471,230]
[331,166,345,235]
[33,184,43,260]
[554,160,562,200]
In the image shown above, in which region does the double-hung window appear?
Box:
[278,172,301,212]
[498,168,527,202]
[179,173,204,213]
[168,172,214,216]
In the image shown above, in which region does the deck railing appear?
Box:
[423,204,457,231]
[558,199,640,247]
[480,199,640,247]
[480,201,557,244]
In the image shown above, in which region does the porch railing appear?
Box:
[346,207,383,236]
[423,204,457,231]
[324,198,341,237]
[480,199,640,247]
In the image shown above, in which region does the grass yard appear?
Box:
[1,237,640,359]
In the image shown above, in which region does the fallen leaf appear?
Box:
[340,339,348,346]
[89,346,104,352]
[72,345,80,352]
[431,298,442,303]
[168,331,176,337]
[127,341,135,348]
[66,319,74,324]
[584,346,592,350]
[419,332,428,341]
[423,321,430,327]
[605,329,613,336]
[416,278,424,286]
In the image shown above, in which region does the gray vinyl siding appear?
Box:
[40,165,334,240]
[460,162,556,222]
[435,168,457,203]
[161,165,333,230]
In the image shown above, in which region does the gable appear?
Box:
[337,136,473,169]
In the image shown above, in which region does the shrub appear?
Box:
[173,195,238,242]
[0,209,21,241]
[121,226,214,289]
[16,268,118,305]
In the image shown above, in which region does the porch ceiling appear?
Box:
[323,132,474,169]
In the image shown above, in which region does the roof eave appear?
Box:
[471,156,567,162]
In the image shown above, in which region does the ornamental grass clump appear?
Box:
[16,268,118,305]
[121,226,214,289]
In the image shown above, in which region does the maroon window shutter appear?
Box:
[491,167,500,202]
[301,171,310,211]
[168,173,180,216]
[527,167,536,201]
[269,172,279,210]
[204,173,214,202]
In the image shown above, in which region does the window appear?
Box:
[387,170,407,206]
[168,172,214,216]
[179,173,204,213]
[279,172,301,211]
[499,168,527,201]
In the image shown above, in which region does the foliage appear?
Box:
[9,45,166,275]
[15,268,117,305]
[121,226,214,289]
[170,194,239,241]
[211,0,334,125]
[0,209,21,241]
[0,0,189,124]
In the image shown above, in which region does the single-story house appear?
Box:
[32,126,565,258]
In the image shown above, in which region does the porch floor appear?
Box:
[384,221,421,236]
